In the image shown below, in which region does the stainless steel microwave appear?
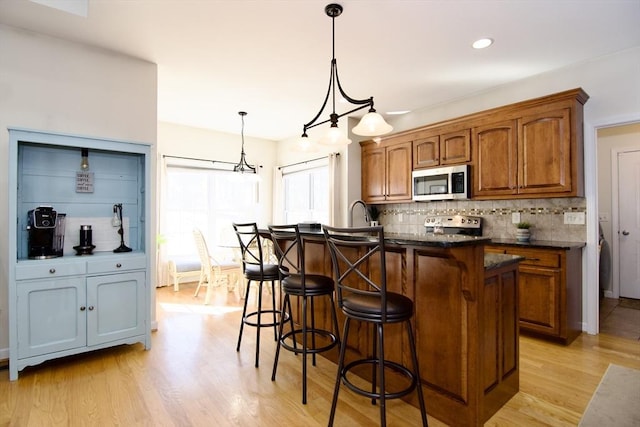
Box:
[412,164,470,201]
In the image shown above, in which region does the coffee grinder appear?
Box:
[73,224,96,256]
[27,206,61,259]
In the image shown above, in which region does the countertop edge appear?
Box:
[488,238,586,250]
[265,229,585,250]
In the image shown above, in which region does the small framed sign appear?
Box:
[76,171,94,193]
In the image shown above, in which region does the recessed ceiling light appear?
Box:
[472,38,494,49]
[386,110,411,115]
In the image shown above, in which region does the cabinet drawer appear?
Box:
[87,256,146,274]
[15,261,86,281]
[504,248,560,268]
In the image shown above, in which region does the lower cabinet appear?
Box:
[485,244,583,344]
[17,277,87,358]
[87,272,146,346]
[17,271,146,359]
[11,255,149,380]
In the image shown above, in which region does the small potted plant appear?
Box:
[516,222,532,242]
[367,205,381,226]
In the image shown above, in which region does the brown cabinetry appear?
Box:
[300,233,518,426]
[413,128,471,169]
[474,120,518,196]
[473,105,576,198]
[485,244,583,344]
[361,138,412,203]
[361,88,588,201]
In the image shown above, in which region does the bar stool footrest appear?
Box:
[243,309,287,328]
[341,358,418,401]
[280,329,339,355]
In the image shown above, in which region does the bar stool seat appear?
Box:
[244,263,279,280]
[269,224,340,404]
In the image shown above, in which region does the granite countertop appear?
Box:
[484,253,523,270]
[293,228,491,248]
[382,232,491,248]
[488,238,586,250]
[272,227,585,250]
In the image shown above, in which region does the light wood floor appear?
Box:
[2,283,639,426]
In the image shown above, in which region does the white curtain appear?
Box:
[328,152,339,226]
[272,166,284,225]
[156,156,170,287]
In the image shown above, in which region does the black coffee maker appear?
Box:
[27,206,65,259]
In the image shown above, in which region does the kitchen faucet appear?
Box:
[348,199,369,227]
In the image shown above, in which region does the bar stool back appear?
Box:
[268,224,340,404]
[323,225,428,427]
[233,222,280,367]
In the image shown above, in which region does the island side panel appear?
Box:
[482,262,520,422]
[412,244,482,426]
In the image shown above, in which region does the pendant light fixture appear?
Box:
[300,3,393,146]
[233,111,256,174]
[80,148,89,170]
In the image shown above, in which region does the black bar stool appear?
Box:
[233,222,281,368]
[268,224,340,404]
[323,225,428,427]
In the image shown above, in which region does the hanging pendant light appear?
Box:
[233,111,256,174]
[300,3,393,147]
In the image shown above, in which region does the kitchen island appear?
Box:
[276,229,520,427]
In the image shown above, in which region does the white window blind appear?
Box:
[163,164,258,259]
[282,164,329,224]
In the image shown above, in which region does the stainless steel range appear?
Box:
[424,214,483,236]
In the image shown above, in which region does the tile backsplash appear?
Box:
[379,197,586,242]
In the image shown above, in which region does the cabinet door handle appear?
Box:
[49,268,56,274]
[80,306,86,311]
[116,263,122,268]
[524,257,541,261]
[88,306,95,311]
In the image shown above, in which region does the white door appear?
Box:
[618,150,640,299]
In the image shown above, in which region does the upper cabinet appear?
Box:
[474,120,518,196]
[518,107,572,195]
[413,127,471,169]
[361,88,589,202]
[473,94,586,199]
[362,137,413,203]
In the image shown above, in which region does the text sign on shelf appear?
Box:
[76,171,94,193]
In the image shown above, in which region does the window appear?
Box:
[282,165,329,224]
[163,165,258,259]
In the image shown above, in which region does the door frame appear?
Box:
[586,114,640,335]
[611,147,640,299]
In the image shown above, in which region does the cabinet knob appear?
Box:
[88,306,95,311]
[49,268,56,274]
[80,306,86,311]
[116,263,122,268]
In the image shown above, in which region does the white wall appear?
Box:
[390,46,640,136]
[0,24,157,357]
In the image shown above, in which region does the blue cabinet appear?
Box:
[8,128,151,380]
[17,276,87,358]
[87,270,146,345]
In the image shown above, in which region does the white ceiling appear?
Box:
[1,0,639,141]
